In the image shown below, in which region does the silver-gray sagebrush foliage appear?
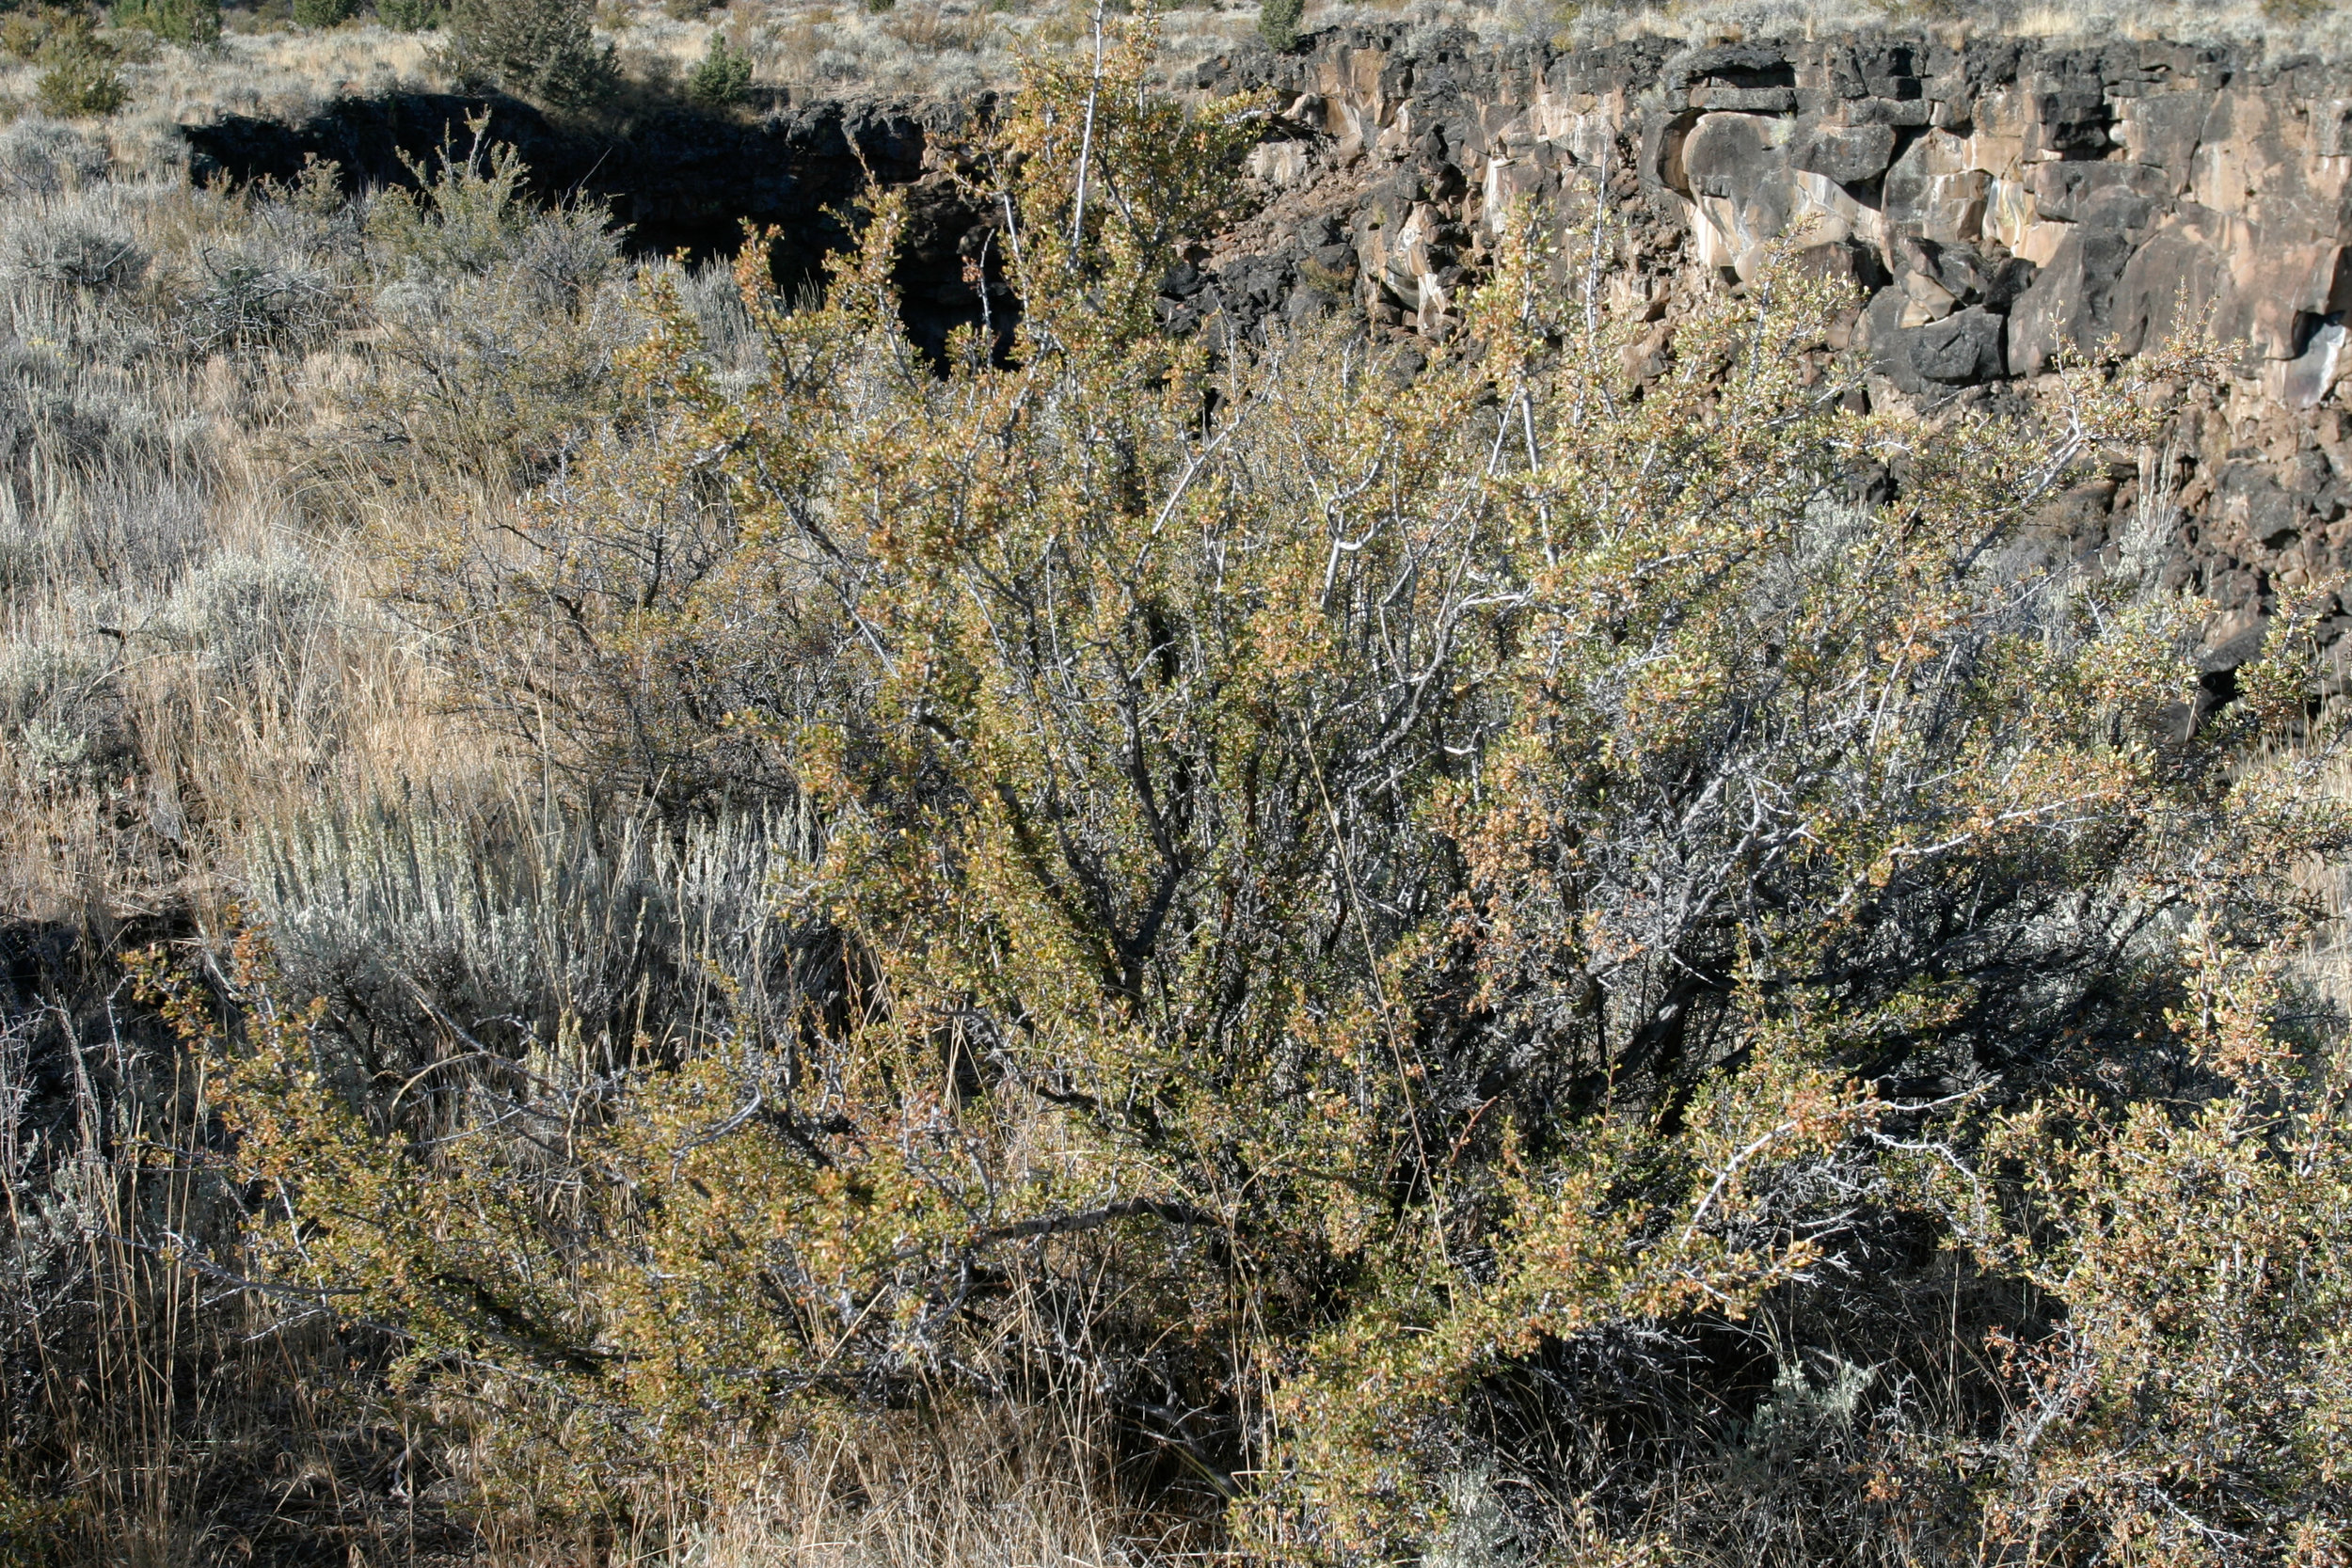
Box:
[0,118,107,198]
[5,203,148,292]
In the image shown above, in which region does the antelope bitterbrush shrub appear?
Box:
[169,21,2352,1562]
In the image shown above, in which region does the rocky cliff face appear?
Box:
[1182,28,2352,660]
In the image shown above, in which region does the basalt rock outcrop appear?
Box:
[1184,28,2352,658]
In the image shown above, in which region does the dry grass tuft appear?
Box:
[644,1411,1200,1568]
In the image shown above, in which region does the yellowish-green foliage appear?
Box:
[1936,936,2352,1562]
[151,22,2352,1564]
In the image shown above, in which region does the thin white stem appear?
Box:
[1070,0,1107,264]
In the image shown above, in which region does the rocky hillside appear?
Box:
[186,30,2352,673]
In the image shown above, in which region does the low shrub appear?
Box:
[0,13,2342,1566]
[508,198,618,306]
[160,549,331,685]
[246,794,806,1079]
[7,213,148,291]
[341,125,628,491]
[443,0,615,106]
[291,0,359,25]
[0,640,130,790]
[185,23,2352,1564]
[32,52,126,119]
[0,117,108,195]
[177,246,345,348]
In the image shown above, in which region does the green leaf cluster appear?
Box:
[291,0,359,27]
[375,0,445,30]
[33,51,126,116]
[685,32,754,108]
[1257,0,1301,51]
[110,0,218,44]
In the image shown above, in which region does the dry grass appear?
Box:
[586,0,2352,92]
[589,0,1271,98]
[0,120,486,1565]
[135,24,442,121]
[548,1411,1200,1568]
[0,196,497,933]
